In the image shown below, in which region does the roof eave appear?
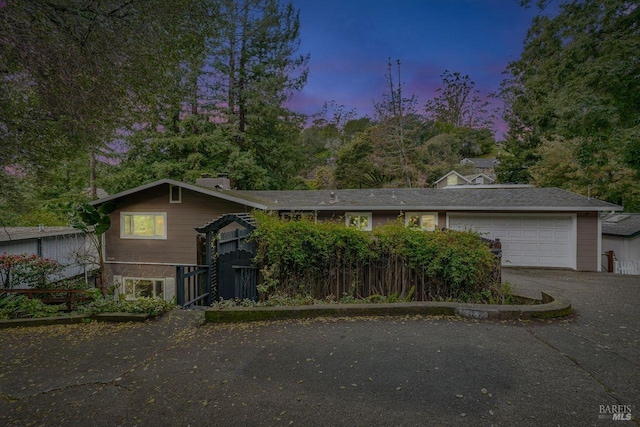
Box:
[603,230,640,238]
[89,179,268,210]
[266,205,623,212]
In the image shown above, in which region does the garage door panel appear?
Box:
[508,230,522,238]
[538,230,554,238]
[536,242,556,253]
[449,215,574,268]
[555,218,572,227]
[493,230,508,239]
[505,241,523,251]
[506,219,523,227]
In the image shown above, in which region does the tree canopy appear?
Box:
[496,0,640,210]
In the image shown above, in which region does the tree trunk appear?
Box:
[89,149,97,200]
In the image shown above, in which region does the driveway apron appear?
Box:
[0,269,638,426]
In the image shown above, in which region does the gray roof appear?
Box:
[433,170,469,185]
[461,158,498,169]
[227,187,621,212]
[602,213,640,237]
[463,173,495,183]
[90,179,622,213]
[0,227,82,242]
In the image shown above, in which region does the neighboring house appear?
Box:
[460,158,499,175]
[602,213,640,275]
[90,178,621,300]
[433,170,497,188]
[0,226,98,288]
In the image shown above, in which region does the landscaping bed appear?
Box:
[206,291,572,323]
[0,312,152,329]
[0,288,175,327]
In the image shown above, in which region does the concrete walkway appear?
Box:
[0,269,638,426]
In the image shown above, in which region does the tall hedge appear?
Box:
[250,212,500,301]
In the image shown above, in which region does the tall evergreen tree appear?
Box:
[200,0,310,188]
[496,0,640,209]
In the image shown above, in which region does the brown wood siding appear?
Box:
[315,211,406,227]
[576,212,598,271]
[288,210,451,230]
[316,211,344,223]
[106,264,177,283]
[373,212,400,227]
[104,184,251,265]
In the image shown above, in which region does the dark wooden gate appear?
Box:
[216,250,258,301]
[176,213,258,307]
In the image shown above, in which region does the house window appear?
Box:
[121,213,167,239]
[170,185,181,203]
[280,212,315,221]
[447,175,457,186]
[345,212,372,231]
[405,212,437,231]
[123,277,164,300]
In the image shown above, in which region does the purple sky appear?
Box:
[287,0,538,138]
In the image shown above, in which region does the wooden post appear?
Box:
[607,250,615,274]
[205,231,213,305]
[176,267,184,306]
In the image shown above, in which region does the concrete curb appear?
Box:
[204,291,572,323]
[0,312,152,329]
[91,312,151,322]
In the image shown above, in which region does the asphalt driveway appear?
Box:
[0,269,638,426]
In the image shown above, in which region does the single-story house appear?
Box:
[90,178,621,300]
[0,226,98,288]
[602,213,640,275]
[433,170,496,188]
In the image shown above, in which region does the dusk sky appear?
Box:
[287,0,539,137]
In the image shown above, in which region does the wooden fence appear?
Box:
[0,288,92,312]
[272,253,502,302]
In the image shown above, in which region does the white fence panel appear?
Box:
[614,260,640,275]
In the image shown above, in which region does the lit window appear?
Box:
[123,278,164,300]
[345,212,372,231]
[121,213,167,239]
[447,174,457,186]
[405,212,437,231]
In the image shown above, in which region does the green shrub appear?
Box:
[79,295,175,317]
[0,294,65,319]
[250,212,501,303]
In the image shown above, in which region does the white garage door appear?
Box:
[448,215,575,268]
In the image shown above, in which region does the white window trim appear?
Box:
[169,185,182,203]
[405,212,438,231]
[345,212,372,231]
[120,212,167,240]
[123,277,165,300]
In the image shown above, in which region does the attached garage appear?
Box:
[448,214,576,269]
